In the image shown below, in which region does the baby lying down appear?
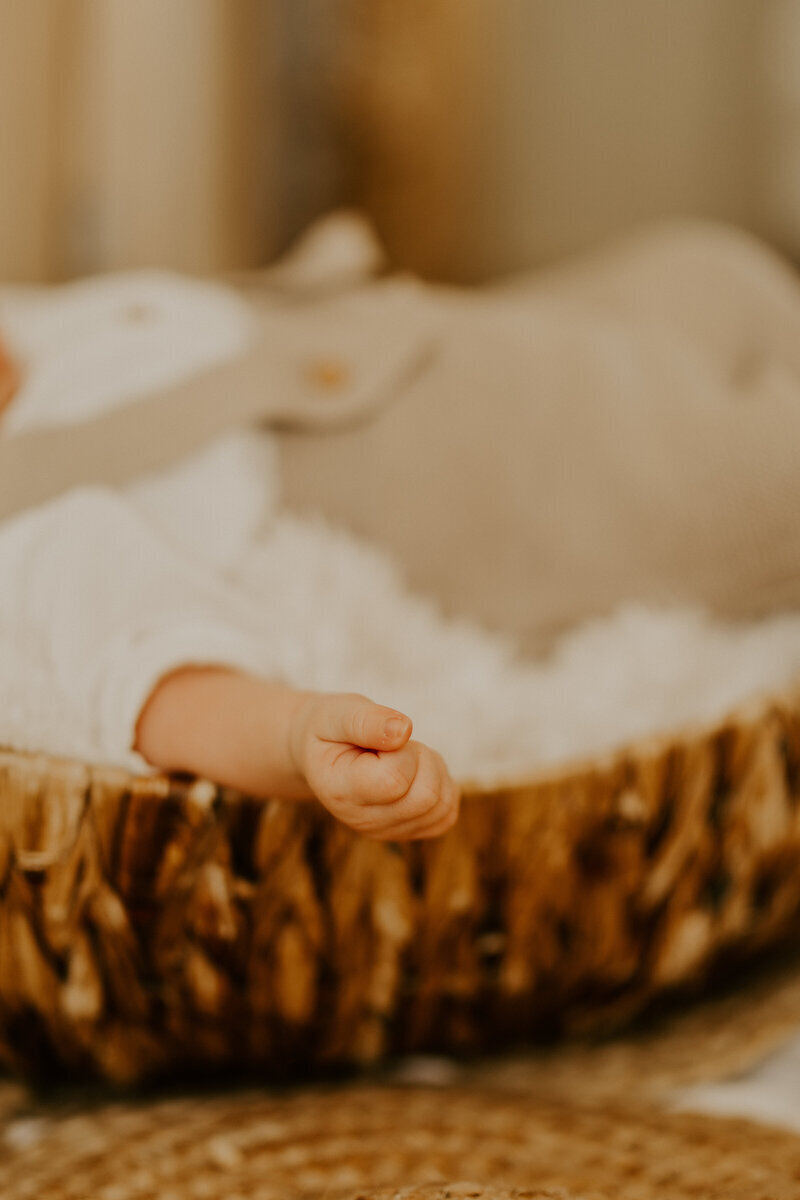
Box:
[0,299,457,842]
[4,215,800,841]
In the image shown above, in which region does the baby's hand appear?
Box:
[289,693,460,840]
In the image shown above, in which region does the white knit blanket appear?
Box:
[5,246,800,1134]
[4,426,800,783]
[4,259,800,783]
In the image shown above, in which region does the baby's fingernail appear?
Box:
[384,716,408,740]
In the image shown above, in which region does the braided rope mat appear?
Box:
[4,946,800,1199]
[462,942,800,1101]
[6,718,800,1200]
[3,1081,800,1199]
[5,683,800,1083]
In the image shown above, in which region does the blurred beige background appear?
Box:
[2,0,800,283]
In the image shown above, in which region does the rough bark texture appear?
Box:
[3,687,800,1083]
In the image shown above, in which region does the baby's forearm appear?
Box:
[134,667,316,799]
[134,667,460,839]
[0,334,20,420]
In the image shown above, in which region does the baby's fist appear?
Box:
[290,693,460,840]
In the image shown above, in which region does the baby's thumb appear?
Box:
[321,695,412,751]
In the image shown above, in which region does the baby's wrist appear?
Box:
[286,690,318,788]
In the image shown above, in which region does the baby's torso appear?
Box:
[4,216,800,650]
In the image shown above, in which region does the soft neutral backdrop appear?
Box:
[2,0,800,282]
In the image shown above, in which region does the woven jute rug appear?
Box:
[4,945,800,1200]
[461,941,800,1102]
[3,1080,800,1199]
[6,685,800,1192]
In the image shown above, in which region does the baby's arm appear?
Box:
[135,667,460,840]
[0,334,20,420]
[1,486,458,840]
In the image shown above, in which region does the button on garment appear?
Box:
[0,275,436,521]
[0,246,439,770]
[4,216,800,765]
[279,220,800,650]
[306,356,351,392]
[0,271,254,437]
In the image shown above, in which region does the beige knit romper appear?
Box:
[278,221,800,650]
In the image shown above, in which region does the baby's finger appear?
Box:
[372,775,461,841]
[318,693,412,752]
[355,747,458,835]
[345,741,425,807]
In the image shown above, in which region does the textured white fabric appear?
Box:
[6,454,800,781]
[0,271,254,435]
[6,218,800,1136]
[0,477,274,766]
[5,217,800,783]
[128,431,279,572]
[0,267,272,766]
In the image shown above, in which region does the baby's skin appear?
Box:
[0,335,19,419]
[135,668,460,840]
[1,339,457,841]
